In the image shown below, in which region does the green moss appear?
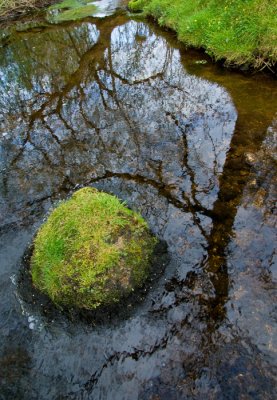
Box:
[128,0,149,12]
[48,0,97,23]
[49,0,86,10]
[128,0,277,69]
[31,187,157,310]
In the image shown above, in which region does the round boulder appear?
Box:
[31,187,157,309]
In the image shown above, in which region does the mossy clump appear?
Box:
[31,187,157,310]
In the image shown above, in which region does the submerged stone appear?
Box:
[31,187,157,310]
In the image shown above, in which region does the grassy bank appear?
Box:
[129,0,277,71]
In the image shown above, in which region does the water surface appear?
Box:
[0,4,276,399]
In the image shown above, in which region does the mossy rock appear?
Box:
[31,187,157,310]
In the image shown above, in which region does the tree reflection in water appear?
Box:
[0,15,276,400]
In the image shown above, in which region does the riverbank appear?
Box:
[0,0,57,21]
[128,0,277,73]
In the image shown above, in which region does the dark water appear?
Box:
[0,3,277,399]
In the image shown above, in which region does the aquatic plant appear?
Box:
[31,187,157,310]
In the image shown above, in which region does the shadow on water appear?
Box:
[0,7,276,400]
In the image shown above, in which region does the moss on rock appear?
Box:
[31,187,157,310]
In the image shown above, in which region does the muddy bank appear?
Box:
[0,0,58,25]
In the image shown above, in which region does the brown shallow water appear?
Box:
[0,3,277,399]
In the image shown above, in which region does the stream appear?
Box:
[0,1,277,399]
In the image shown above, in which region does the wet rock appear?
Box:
[244,152,256,165]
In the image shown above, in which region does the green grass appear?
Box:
[128,0,277,69]
[49,0,82,9]
[31,187,157,310]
